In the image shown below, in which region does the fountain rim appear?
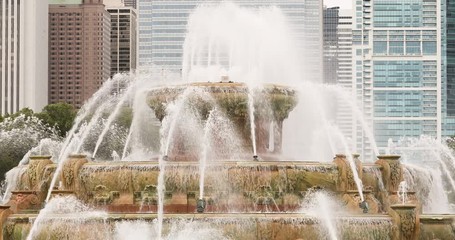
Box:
[80,160,339,168]
[376,155,401,160]
[29,155,52,160]
[7,212,394,222]
[390,204,417,210]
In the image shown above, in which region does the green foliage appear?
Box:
[35,102,77,137]
[6,108,35,119]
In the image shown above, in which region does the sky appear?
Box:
[324,0,352,9]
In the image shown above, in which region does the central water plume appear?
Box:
[182,2,302,85]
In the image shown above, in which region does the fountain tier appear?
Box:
[147,82,297,160]
[1,154,454,239]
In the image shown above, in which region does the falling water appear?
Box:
[1,166,26,204]
[75,96,116,153]
[163,88,208,156]
[199,110,216,199]
[247,89,257,157]
[45,78,121,202]
[92,82,133,158]
[268,121,274,152]
[324,84,380,158]
[404,164,451,213]
[397,136,455,210]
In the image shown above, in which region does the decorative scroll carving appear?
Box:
[61,155,88,191]
[399,209,416,240]
[389,161,402,192]
[93,185,119,205]
[375,155,403,193]
[390,205,419,240]
[27,156,53,191]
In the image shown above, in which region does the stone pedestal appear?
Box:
[390,204,419,240]
[333,154,363,192]
[375,155,403,212]
[26,156,53,193]
[61,154,88,192]
[375,155,403,193]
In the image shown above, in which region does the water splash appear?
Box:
[301,190,339,240]
[27,195,108,240]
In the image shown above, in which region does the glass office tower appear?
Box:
[353,0,443,155]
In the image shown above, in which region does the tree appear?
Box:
[36,103,77,137]
[4,107,34,120]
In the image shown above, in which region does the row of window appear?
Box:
[373,41,436,55]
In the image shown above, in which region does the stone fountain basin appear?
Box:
[4,213,394,240]
[4,212,455,239]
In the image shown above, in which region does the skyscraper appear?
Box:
[353,0,442,154]
[442,0,455,136]
[0,1,48,114]
[49,0,111,108]
[107,7,137,76]
[323,6,340,85]
[137,0,323,81]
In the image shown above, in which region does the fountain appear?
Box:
[0,2,454,240]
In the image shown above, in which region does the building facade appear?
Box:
[49,0,111,108]
[107,7,137,76]
[0,0,48,114]
[353,0,444,155]
[442,0,455,136]
[137,0,323,81]
[124,0,136,9]
[323,6,339,85]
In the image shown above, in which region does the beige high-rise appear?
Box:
[49,0,110,108]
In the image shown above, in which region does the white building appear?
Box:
[0,0,48,114]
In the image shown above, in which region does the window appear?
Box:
[373,41,387,54]
[423,41,436,55]
[389,41,404,55]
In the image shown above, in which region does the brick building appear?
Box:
[49,0,110,108]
